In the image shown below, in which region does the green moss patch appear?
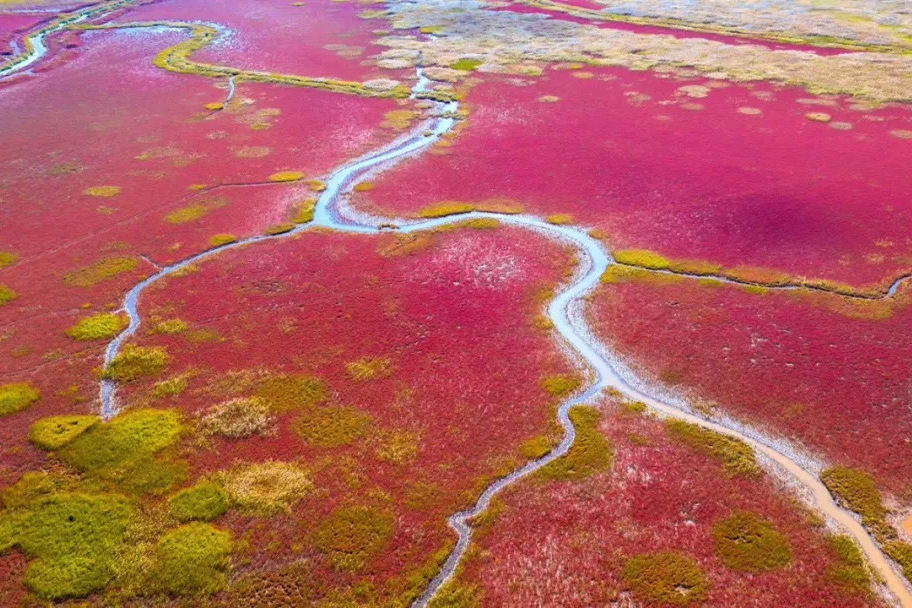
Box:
[712,511,792,572]
[623,551,709,605]
[294,406,373,447]
[821,467,887,534]
[521,435,552,459]
[666,419,758,477]
[0,382,40,416]
[58,409,185,495]
[151,374,190,398]
[221,461,313,515]
[102,345,169,382]
[152,523,232,596]
[66,313,128,341]
[29,415,99,450]
[64,257,137,287]
[0,487,133,600]
[540,373,582,397]
[536,406,612,481]
[0,284,16,306]
[313,506,395,571]
[613,249,671,270]
[168,481,229,522]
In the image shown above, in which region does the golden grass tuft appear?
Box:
[805,112,832,123]
[0,284,16,306]
[712,511,792,572]
[353,181,375,192]
[418,202,475,218]
[374,429,421,465]
[264,223,295,235]
[208,233,237,248]
[152,318,188,335]
[614,249,670,270]
[821,466,888,535]
[540,373,582,397]
[0,251,18,268]
[199,397,274,438]
[82,185,121,198]
[268,171,305,183]
[545,213,573,225]
[221,461,313,515]
[64,257,137,287]
[254,374,328,412]
[345,357,393,381]
[289,198,317,224]
[204,102,224,111]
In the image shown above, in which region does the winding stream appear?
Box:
[7,15,910,607]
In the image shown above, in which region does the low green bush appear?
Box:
[0,284,16,306]
[821,467,887,534]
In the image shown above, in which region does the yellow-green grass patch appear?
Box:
[64,257,137,287]
[254,374,327,412]
[82,185,121,197]
[209,233,237,248]
[29,416,99,450]
[152,318,188,335]
[199,397,274,438]
[418,202,475,218]
[0,284,16,306]
[168,481,229,522]
[268,170,305,182]
[666,419,758,477]
[0,382,40,416]
[821,466,888,535]
[537,406,611,481]
[0,251,18,268]
[102,345,169,382]
[66,313,128,341]
[346,356,393,381]
[151,522,232,596]
[540,373,582,397]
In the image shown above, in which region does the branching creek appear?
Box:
[4,12,912,608]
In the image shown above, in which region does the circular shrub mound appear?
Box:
[221,461,313,515]
[622,551,709,605]
[0,382,40,416]
[199,397,274,438]
[168,481,229,522]
[712,511,792,572]
[65,313,128,341]
[101,346,169,382]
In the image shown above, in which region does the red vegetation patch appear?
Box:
[99,226,576,601]
[357,67,912,289]
[452,401,884,607]
[589,277,912,494]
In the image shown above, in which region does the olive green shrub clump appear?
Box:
[66,313,128,341]
[712,511,792,572]
[666,420,758,477]
[313,506,395,571]
[0,474,134,600]
[168,481,229,522]
[102,346,170,382]
[151,523,232,596]
[57,409,186,495]
[622,551,709,605]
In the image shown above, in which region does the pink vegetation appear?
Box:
[358,67,912,289]
[458,402,883,607]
